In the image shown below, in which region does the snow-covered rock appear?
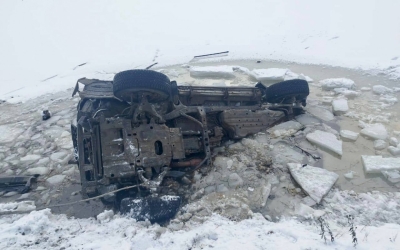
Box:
[388,146,400,156]
[382,170,400,183]
[320,78,355,90]
[332,99,349,115]
[373,140,387,150]
[362,155,400,173]
[190,66,235,79]
[46,175,66,185]
[360,123,388,140]
[306,130,342,156]
[287,163,339,203]
[340,130,359,141]
[268,120,304,138]
[249,68,288,83]
[372,85,393,95]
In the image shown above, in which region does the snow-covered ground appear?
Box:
[1,1,400,249]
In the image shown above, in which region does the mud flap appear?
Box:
[120,195,181,223]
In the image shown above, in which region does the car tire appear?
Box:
[113,70,171,102]
[265,79,309,104]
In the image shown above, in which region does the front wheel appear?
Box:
[265,79,309,104]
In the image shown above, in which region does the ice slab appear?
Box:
[295,114,320,126]
[332,99,349,115]
[320,78,355,90]
[249,68,288,82]
[307,106,334,121]
[288,163,339,203]
[340,130,359,141]
[190,66,235,79]
[360,123,388,140]
[306,130,342,156]
[0,125,24,144]
[268,121,304,138]
[372,85,393,95]
[362,155,400,173]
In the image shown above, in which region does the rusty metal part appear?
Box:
[170,158,203,168]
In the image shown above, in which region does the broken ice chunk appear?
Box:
[332,99,349,115]
[288,163,339,203]
[373,140,387,150]
[268,120,304,138]
[360,123,388,140]
[306,130,342,156]
[340,130,359,141]
[389,137,399,147]
[190,66,235,79]
[249,68,288,83]
[320,78,355,90]
[382,170,400,183]
[372,85,393,95]
[388,146,400,156]
[344,171,357,179]
[46,175,66,185]
[360,87,371,91]
[362,155,400,173]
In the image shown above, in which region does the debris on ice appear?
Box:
[249,68,288,83]
[332,99,349,115]
[373,140,387,150]
[190,66,235,79]
[362,155,400,173]
[360,123,388,140]
[372,85,393,95]
[320,78,355,90]
[306,130,342,156]
[268,120,304,138]
[288,163,339,203]
[340,130,359,141]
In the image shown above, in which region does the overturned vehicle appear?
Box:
[71,69,309,222]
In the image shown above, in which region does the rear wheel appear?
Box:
[113,70,171,102]
[265,79,309,104]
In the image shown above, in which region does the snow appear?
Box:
[189,66,235,79]
[360,123,388,140]
[320,78,355,90]
[306,130,343,156]
[332,99,349,115]
[287,163,339,203]
[340,130,359,141]
[249,68,288,83]
[0,201,36,215]
[362,155,400,173]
